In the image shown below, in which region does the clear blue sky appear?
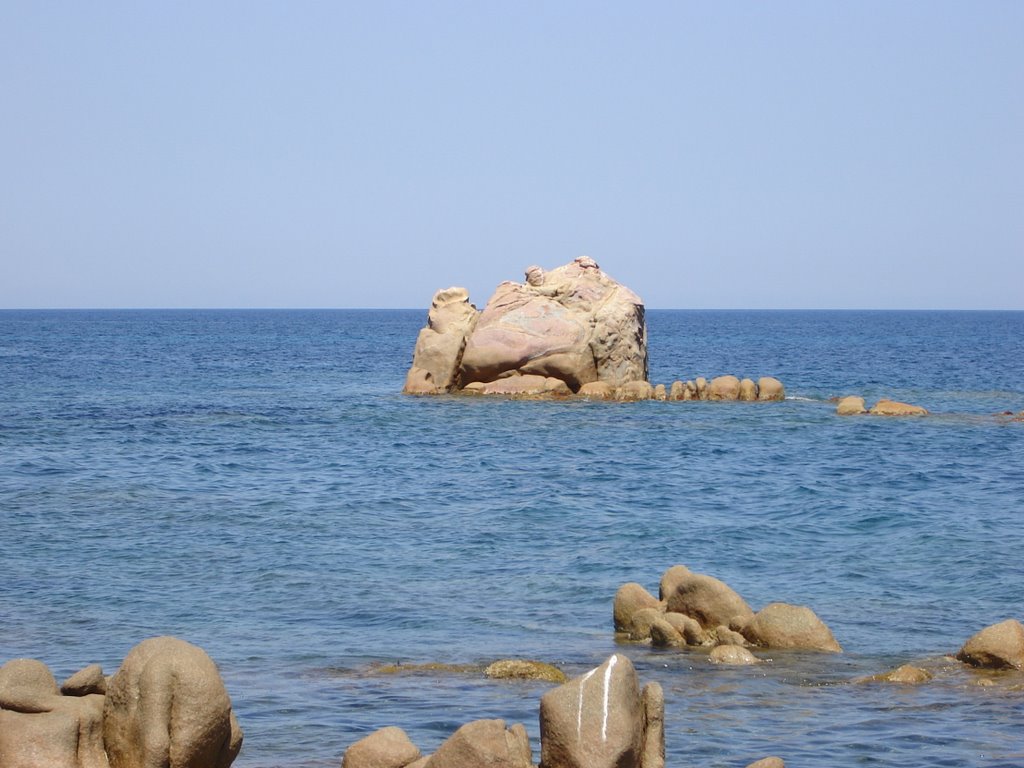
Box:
[2,2,1021,309]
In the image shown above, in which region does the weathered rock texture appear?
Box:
[836,396,867,415]
[869,399,928,416]
[539,654,662,768]
[741,603,842,652]
[484,659,567,684]
[404,258,647,394]
[427,719,532,768]
[0,637,241,768]
[343,726,422,768]
[104,636,243,768]
[403,287,479,394]
[955,619,1024,670]
[458,257,647,391]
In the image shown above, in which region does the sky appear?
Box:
[1,2,1022,310]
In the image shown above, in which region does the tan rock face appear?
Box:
[426,719,532,768]
[740,603,842,652]
[872,664,932,684]
[956,619,1024,670]
[343,726,422,768]
[479,375,572,397]
[616,381,654,401]
[738,378,757,401]
[757,377,785,401]
[103,636,242,768]
[577,381,616,400]
[0,659,108,768]
[403,287,479,394]
[458,257,647,392]
[869,399,928,416]
[665,573,754,630]
[658,565,691,602]
[745,758,785,768]
[707,375,741,401]
[613,582,661,632]
[836,396,867,415]
[60,664,106,697]
[538,654,660,768]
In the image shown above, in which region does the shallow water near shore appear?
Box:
[2,309,1023,767]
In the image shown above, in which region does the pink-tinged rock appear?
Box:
[757,377,785,401]
[740,603,842,652]
[425,719,531,768]
[103,636,242,768]
[956,619,1024,670]
[343,726,422,768]
[403,287,479,394]
[480,374,572,397]
[539,654,661,768]
[707,375,741,401]
[869,399,928,416]
[665,573,754,630]
[459,257,647,391]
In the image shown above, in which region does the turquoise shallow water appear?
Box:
[1,309,1023,767]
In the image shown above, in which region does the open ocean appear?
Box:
[1,308,1022,767]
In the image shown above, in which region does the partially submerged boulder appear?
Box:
[740,603,842,653]
[539,654,662,768]
[707,375,741,401]
[484,660,566,684]
[709,645,759,666]
[836,395,867,416]
[757,377,785,401]
[955,619,1024,671]
[614,583,662,632]
[869,399,928,417]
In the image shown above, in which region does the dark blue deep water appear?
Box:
[1,309,1022,767]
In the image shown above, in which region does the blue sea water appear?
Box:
[1,309,1022,767]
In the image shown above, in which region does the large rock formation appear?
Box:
[955,619,1024,670]
[404,257,647,394]
[0,637,241,768]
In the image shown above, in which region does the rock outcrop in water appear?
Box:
[955,619,1024,671]
[0,637,242,768]
[341,654,663,768]
[405,257,647,394]
[614,565,842,653]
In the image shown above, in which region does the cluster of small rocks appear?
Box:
[342,654,673,768]
[615,565,843,665]
[579,375,785,402]
[0,636,242,768]
[833,396,929,416]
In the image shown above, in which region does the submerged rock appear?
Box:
[709,645,759,665]
[836,395,867,415]
[869,399,928,416]
[484,660,566,684]
[865,664,933,684]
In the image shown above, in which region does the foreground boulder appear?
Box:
[740,603,842,652]
[0,658,108,768]
[104,636,242,768]
[427,720,531,768]
[539,654,662,768]
[955,619,1024,671]
[343,726,422,768]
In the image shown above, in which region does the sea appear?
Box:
[1,309,1022,767]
